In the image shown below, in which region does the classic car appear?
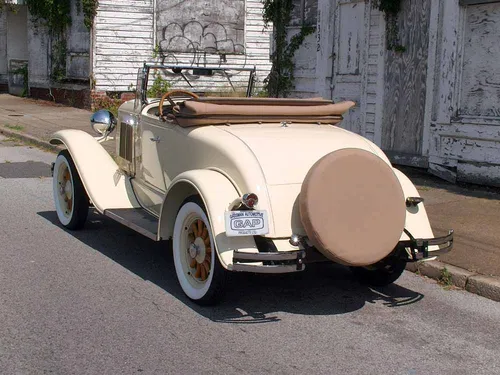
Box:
[50,63,453,305]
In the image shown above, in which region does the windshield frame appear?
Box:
[137,63,257,106]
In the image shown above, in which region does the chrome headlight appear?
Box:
[90,109,117,136]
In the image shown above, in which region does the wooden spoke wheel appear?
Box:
[187,218,212,282]
[173,196,226,305]
[52,150,89,230]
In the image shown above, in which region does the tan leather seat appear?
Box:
[168,100,356,127]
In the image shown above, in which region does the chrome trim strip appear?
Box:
[233,249,305,261]
[231,263,305,274]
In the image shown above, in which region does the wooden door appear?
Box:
[331,0,367,134]
[381,0,431,157]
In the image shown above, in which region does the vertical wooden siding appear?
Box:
[429,1,500,186]
[381,0,431,155]
[290,0,381,142]
[93,0,154,91]
[93,0,271,92]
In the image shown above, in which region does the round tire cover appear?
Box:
[299,148,406,266]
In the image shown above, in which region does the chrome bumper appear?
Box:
[400,229,454,262]
[231,249,306,273]
[230,228,454,273]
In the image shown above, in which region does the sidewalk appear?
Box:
[2,93,500,300]
[0,94,115,155]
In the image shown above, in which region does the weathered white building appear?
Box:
[0,0,272,104]
[0,1,92,106]
[289,0,500,187]
[92,0,272,93]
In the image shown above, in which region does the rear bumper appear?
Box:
[230,229,454,273]
[400,229,454,262]
[231,249,306,273]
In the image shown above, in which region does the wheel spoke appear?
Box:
[201,227,208,239]
[206,246,211,254]
[67,198,72,211]
[191,222,198,237]
[194,263,202,278]
[202,260,210,274]
[189,257,197,268]
[203,236,210,247]
[200,264,207,280]
[197,220,203,236]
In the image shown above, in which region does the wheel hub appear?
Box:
[189,243,199,259]
[64,180,72,199]
[193,237,206,263]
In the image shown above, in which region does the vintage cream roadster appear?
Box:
[50,63,453,304]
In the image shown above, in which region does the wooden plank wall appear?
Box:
[93,0,272,92]
[289,0,383,142]
[429,1,500,186]
[286,0,318,98]
[287,0,500,186]
[366,6,383,143]
[381,0,431,155]
[93,0,154,91]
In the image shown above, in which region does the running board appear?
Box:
[104,208,159,241]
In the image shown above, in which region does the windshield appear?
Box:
[139,64,256,103]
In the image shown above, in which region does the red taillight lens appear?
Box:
[242,193,258,208]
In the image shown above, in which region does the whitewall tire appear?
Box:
[172,196,226,305]
[52,150,89,230]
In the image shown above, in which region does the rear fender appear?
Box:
[50,129,140,213]
[393,168,434,241]
[158,169,258,269]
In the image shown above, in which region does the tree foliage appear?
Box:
[26,0,72,33]
[24,0,97,32]
[262,0,315,97]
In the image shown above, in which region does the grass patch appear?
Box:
[4,124,25,132]
[0,133,59,154]
[438,267,453,289]
[2,138,22,146]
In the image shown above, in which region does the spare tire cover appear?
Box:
[299,148,406,266]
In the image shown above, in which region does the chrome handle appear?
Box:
[150,136,160,142]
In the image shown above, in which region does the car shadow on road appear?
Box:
[38,209,424,324]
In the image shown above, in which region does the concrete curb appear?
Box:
[406,260,500,302]
[0,128,62,154]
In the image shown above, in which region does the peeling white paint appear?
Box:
[288,0,500,187]
[93,0,272,92]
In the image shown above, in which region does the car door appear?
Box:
[133,114,172,215]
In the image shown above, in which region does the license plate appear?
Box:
[225,210,269,237]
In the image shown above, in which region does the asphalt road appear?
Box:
[0,135,499,375]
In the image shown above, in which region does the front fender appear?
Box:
[158,169,258,269]
[50,129,140,213]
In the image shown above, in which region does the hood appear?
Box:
[221,123,389,185]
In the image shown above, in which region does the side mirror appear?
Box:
[90,109,117,136]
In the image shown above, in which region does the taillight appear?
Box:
[241,193,258,208]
